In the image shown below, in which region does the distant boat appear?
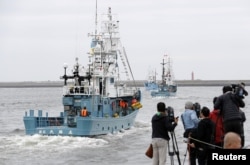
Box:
[151,55,177,97]
[23,5,142,137]
[144,68,158,91]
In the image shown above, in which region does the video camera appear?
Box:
[193,102,201,118]
[231,83,248,98]
[166,106,175,123]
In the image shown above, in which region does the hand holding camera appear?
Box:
[174,116,179,124]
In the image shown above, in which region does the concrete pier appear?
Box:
[0,80,249,88]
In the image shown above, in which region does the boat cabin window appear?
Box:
[110,77,114,84]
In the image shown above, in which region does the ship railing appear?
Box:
[117,85,138,96]
[36,117,64,127]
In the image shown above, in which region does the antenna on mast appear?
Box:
[95,0,98,38]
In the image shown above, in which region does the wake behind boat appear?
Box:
[151,55,177,97]
[23,6,142,137]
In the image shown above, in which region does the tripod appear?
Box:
[167,131,181,165]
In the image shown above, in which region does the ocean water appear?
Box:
[0,86,249,165]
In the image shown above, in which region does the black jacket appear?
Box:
[151,112,177,141]
[214,92,245,122]
[195,118,215,149]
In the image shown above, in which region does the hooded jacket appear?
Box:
[151,112,177,141]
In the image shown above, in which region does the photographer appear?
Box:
[181,101,200,165]
[181,101,200,138]
[151,102,178,165]
[189,107,215,165]
[214,85,245,144]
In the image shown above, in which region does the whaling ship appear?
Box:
[144,68,158,91]
[151,55,177,97]
[23,5,142,137]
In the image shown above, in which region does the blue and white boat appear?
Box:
[144,68,158,91]
[151,55,177,97]
[23,6,142,137]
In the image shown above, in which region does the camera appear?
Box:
[232,83,248,98]
[193,102,201,118]
[166,106,175,122]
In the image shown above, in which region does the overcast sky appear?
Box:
[1,0,250,82]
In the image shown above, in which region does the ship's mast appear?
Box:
[161,57,166,84]
[95,0,98,38]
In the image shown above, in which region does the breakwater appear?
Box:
[0,80,249,88]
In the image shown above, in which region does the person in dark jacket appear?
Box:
[214,85,245,137]
[189,106,215,165]
[151,102,178,165]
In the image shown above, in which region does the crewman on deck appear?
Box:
[119,100,126,108]
[81,106,88,117]
[120,100,128,116]
[131,97,137,104]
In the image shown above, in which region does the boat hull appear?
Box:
[23,109,139,136]
[150,91,176,97]
[144,82,158,91]
[150,85,177,97]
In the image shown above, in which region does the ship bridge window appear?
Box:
[110,78,114,84]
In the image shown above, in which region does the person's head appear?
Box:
[157,102,166,112]
[185,101,193,110]
[222,85,232,94]
[200,106,210,118]
[223,132,242,149]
